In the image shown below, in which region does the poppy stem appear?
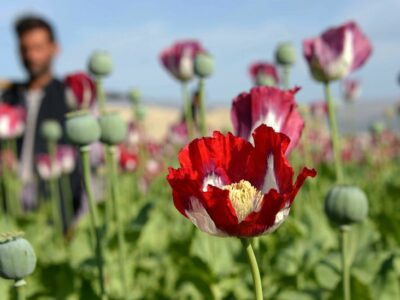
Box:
[182,82,193,139]
[106,145,129,300]
[340,226,351,300]
[240,238,263,300]
[324,82,344,183]
[282,65,290,90]
[80,146,107,300]
[14,279,26,300]
[61,174,74,225]
[48,142,63,236]
[198,78,207,136]
[95,77,106,115]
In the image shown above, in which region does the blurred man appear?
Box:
[1,15,81,219]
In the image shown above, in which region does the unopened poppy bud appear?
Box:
[369,121,385,136]
[194,52,214,78]
[324,185,368,226]
[88,51,112,77]
[40,119,62,142]
[66,111,100,146]
[128,88,141,105]
[0,232,37,281]
[255,73,276,87]
[275,42,296,66]
[99,112,127,145]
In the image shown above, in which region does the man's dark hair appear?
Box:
[15,15,56,42]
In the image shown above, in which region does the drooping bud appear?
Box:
[66,110,100,146]
[0,232,37,282]
[88,51,112,77]
[194,52,214,78]
[40,119,62,142]
[324,185,368,226]
[98,112,127,145]
[275,42,296,66]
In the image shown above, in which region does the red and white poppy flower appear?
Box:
[57,145,76,174]
[231,86,304,154]
[0,103,25,139]
[118,144,139,172]
[64,72,96,110]
[160,40,204,82]
[167,125,316,237]
[303,21,372,82]
[249,62,279,87]
[36,153,62,180]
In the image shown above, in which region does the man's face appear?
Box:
[19,28,58,78]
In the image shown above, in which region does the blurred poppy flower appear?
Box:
[309,101,328,118]
[36,153,62,180]
[160,40,204,82]
[231,86,304,154]
[166,122,188,145]
[167,125,316,237]
[249,62,279,87]
[118,144,138,172]
[125,121,144,151]
[64,72,96,110]
[0,103,25,139]
[342,78,361,102]
[57,145,76,174]
[303,21,372,82]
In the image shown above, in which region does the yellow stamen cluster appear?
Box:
[223,180,263,223]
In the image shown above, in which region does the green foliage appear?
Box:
[1,156,400,299]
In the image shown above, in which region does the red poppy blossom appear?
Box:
[0,103,25,139]
[231,86,304,154]
[160,40,204,82]
[303,21,372,82]
[64,72,96,110]
[167,125,316,237]
[118,144,139,172]
[249,62,279,87]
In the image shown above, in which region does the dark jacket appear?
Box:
[1,78,83,215]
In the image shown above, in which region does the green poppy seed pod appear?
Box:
[40,119,62,142]
[275,42,296,66]
[369,121,386,136]
[66,111,100,146]
[128,88,141,105]
[194,52,214,78]
[99,112,127,145]
[324,185,368,226]
[255,73,276,87]
[0,232,37,281]
[88,51,112,77]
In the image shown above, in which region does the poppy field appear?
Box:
[1,20,400,300]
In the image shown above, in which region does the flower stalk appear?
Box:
[282,65,290,90]
[340,226,351,300]
[197,78,207,136]
[80,146,107,299]
[324,82,344,183]
[106,146,129,299]
[95,78,106,115]
[182,82,193,139]
[240,238,263,300]
[47,142,63,235]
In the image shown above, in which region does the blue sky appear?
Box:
[0,0,399,105]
